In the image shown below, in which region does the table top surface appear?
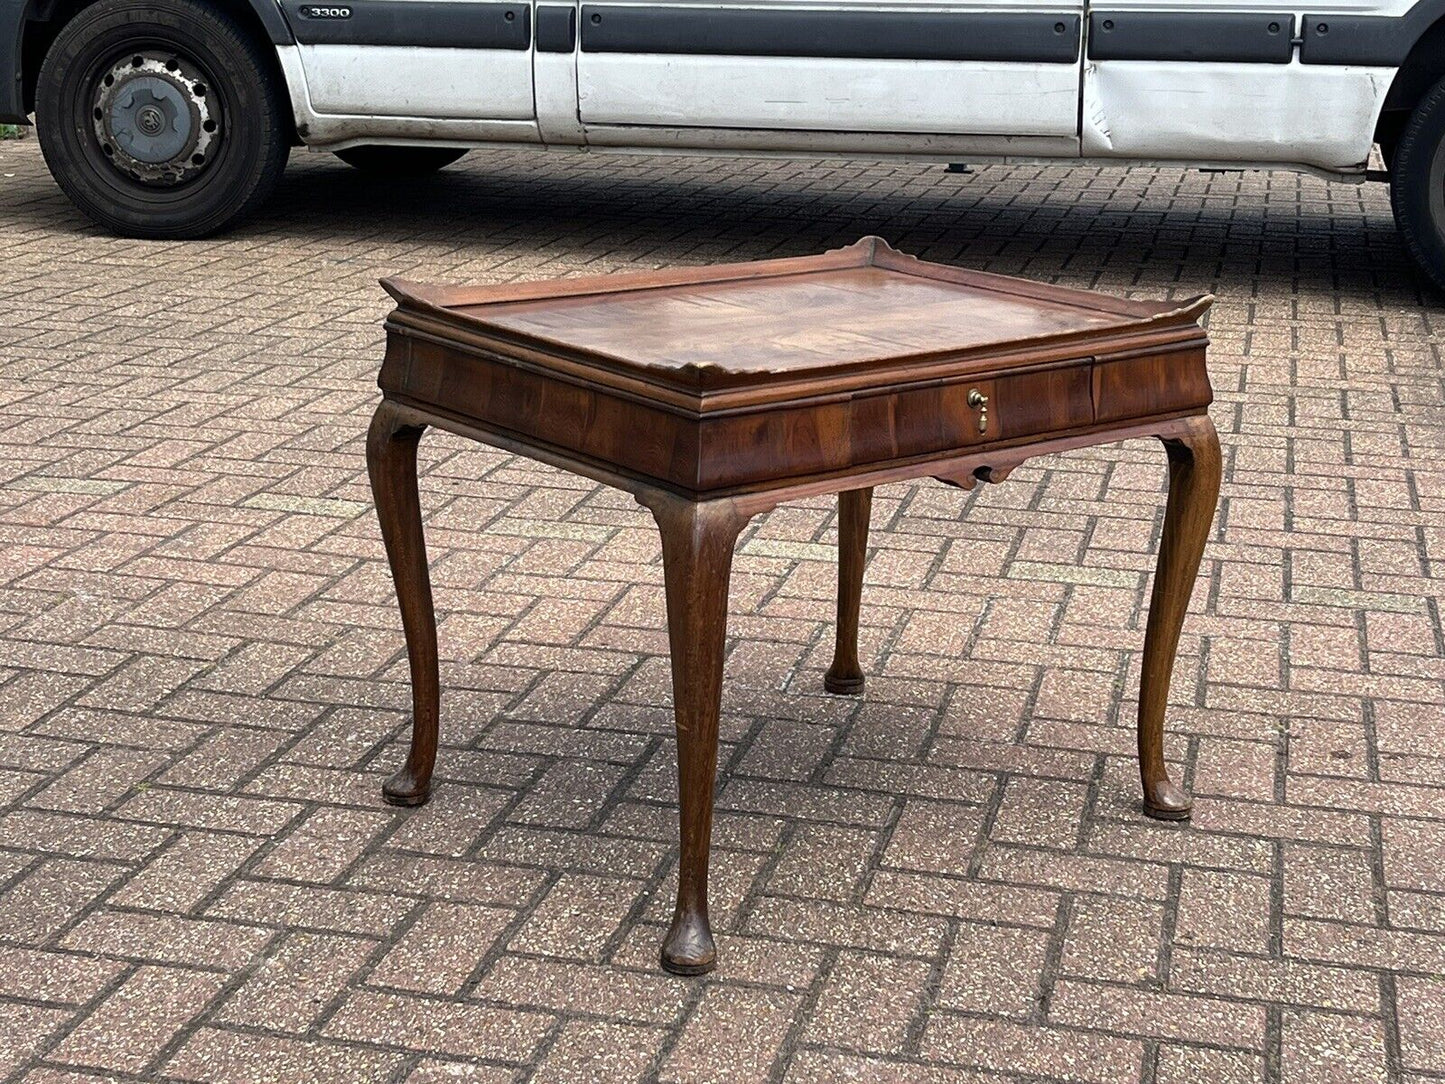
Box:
[383,237,1209,396]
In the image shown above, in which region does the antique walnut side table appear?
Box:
[367,238,1221,976]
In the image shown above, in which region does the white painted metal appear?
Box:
[298,44,535,119]
[281,43,542,146]
[1082,61,1395,170]
[536,48,586,144]
[279,45,540,146]
[579,55,1080,135]
[575,0,1084,142]
[1080,0,1406,172]
[274,45,315,131]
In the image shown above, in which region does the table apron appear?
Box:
[384,393,1209,517]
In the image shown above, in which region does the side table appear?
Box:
[367,238,1221,975]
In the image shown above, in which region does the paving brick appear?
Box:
[528,1020,666,1083]
[865,869,1060,928]
[1282,842,1378,925]
[252,806,393,883]
[0,857,125,943]
[937,922,1050,1017]
[1061,894,1164,985]
[1154,1044,1266,1084]
[1381,819,1445,893]
[746,896,949,957]
[60,909,273,969]
[768,824,879,902]
[1396,976,1445,1073]
[208,877,411,936]
[881,798,984,874]
[215,931,378,1032]
[1048,979,1268,1050]
[349,852,548,905]
[1170,947,1379,1012]
[1174,868,1273,955]
[803,950,934,1052]
[1193,737,1278,802]
[507,873,645,961]
[0,948,125,1005]
[0,1001,72,1080]
[391,783,511,858]
[990,775,1089,849]
[921,1014,1143,1083]
[30,746,168,814]
[115,787,303,835]
[1285,918,1445,975]
[472,954,688,1023]
[49,965,228,1073]
[661,984,801,1083]
[1192,799,1374,848]
[979,846,1168,900]
[157,727,290,789]
[405,1059,515,1084]
[782,1050,998,1083]
[323,989,553,1062]
[109,830,262,912]
[1280,1011,1390,1084]
[369,902,512,993]
[166,1027,406,1084]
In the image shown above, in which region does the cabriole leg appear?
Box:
[1138,416,1222,820]
[649,495,748,975]
[367,400,439,808]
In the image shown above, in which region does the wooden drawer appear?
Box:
[694,360,1096,490]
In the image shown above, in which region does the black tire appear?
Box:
[35,0,289,239]
[335,146,468,175]
[1391,74,1445,293]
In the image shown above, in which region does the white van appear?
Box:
[6,0,1445,287]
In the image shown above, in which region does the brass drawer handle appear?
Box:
[967,388,989,433]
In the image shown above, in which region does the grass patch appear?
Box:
[0,124,27,140]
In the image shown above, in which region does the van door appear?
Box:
[535,2,586,142]
[1081,1,1397,172]
[574,0,1084,146]
[282,0,536,126]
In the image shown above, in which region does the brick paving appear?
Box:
[0,135,1442,1083]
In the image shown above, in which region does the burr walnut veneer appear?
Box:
[366,238,1221,976]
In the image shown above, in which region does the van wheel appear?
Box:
[35,0,289,239]
[335,147,468,175]
[1391,74,1445,293]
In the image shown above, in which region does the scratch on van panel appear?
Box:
[1082,65,1112,151]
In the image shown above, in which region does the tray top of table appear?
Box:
[382,237,1209,397]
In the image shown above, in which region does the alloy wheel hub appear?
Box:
[92,52,219,186]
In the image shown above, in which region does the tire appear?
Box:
[35,0,290,239]
[335,146,468,175]
[1391,74,1445,293]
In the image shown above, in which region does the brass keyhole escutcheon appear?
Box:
[967,388,989,433]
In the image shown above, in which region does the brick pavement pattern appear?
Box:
[0,136,1442,1084]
